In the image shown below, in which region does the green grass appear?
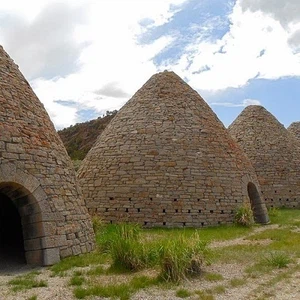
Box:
[230,277,245,287]
[195,290,215,300]
[45,208,300,299]
[74,275,158,299]
[158,233,208,282]
[50,252,108,276]
[69,276,85,286]
[204,272,224,281]
[9,272,47,292]
[27,296,37,300]
[176,288,191,298]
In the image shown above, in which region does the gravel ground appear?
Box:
[1,224,299,300]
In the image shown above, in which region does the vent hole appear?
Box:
[175,209,178,213]
[109,197,114,200]
[183,222,186,226]
[198,210,202,213]
[105,208,108,212]
[210,210,213,213]
[137,208,141,212]
[163,209,166,213]
[188,209,191,213]
[174,198,177,202]
[125,208,129,212]
[163,222,166,226]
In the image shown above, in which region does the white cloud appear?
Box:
[211,98,261,107]
[161,0,300,92]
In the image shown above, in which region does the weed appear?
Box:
[263,251,291,268]
[74,275,157,299]
[92,215,103,233]
[9,272,47,292]
[234,203,254,227]
[211,285,226,294]
[176,288,191,298]
[70,276,85,286]
[268,207,279,217]
[230,277,245,287]
[50,252,107,276]
[27,296,37,300]
[159,233,208,282]
[195,290,215,300]
[204,272,224,281]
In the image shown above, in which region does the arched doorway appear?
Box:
[0,182,45,268]
[0,192,26,268]
[247,182,269,224]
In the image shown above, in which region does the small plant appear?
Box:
[263,251,291,268]
[195,290,215,300]
[176,288,191,298]
[27,296,37,300]
[109,223,150,271]
[268,207,279,217]
[234,203,254,227]
[230,277,245,287]
[159,233,208,282]
[204,272,224,281]
[92,215,103,233]
[9,272,47,292]
[70,276,85,286]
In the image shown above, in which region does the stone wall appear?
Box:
[288,122,300,144]
[229,105,300,209]
[78,71,268,227]
[0,46,95,265]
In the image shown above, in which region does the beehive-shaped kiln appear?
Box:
[229,105,300,209]
[78,71,268,227]
[288,122,300,144]
[0,45,95,266]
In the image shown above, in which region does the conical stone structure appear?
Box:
[229,105,300,209]
[0,45,95,266]
[78,71,268,227]
[288,122,300,144]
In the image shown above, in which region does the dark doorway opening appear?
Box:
[247,183,269,224]
[0,192,26,270]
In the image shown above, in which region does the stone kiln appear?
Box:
[0,46,95,266]
[229,105,300,209]
[78,71,268,227]
[288,122,300,144]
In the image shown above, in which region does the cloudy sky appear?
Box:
[1,0,299,129]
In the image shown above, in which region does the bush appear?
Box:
[108,224,150,271]
[234,203,254,227]
[263,251,291,268]
[159,234,208,283]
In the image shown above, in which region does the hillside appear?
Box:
[58,110,117,160]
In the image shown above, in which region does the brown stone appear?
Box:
[78,71,268,227]
[0,45,95,266]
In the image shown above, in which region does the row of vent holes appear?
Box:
[105,208,228,214]
[109,220,224,226]
[262,190,293,194]
[270,205,296,208]
[266,198,296,202]
[109,197,223,203]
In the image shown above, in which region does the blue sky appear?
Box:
[0,0,299,129]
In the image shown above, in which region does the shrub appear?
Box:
[234,203,254,227]
[159,234,208,282]
[263,251,291,268]
[109,224,149,271]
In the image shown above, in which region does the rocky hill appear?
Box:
[58,110,117,160]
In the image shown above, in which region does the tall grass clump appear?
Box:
[108,223,150,271]
[234,203,254,227]
[159,233,208,283]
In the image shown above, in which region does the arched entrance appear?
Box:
[0,182,45,268]
[247,182,269,224]
[0,192,26,268]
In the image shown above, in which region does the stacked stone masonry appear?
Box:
[78,71,268,227]
[288,122,300,144]
[0,46,95,266]
[229,105,300,209]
